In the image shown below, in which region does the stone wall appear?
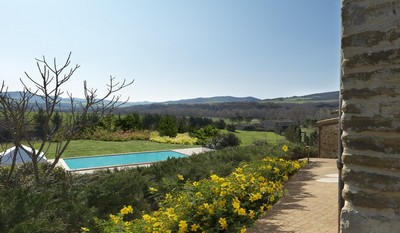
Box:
[316,118,338,159]
[341,0,400,232]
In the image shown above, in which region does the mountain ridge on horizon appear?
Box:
[129,90,339,105]
[4,90,339,106]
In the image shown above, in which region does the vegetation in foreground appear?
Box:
[95,157,303,233]
[0,143,308,233]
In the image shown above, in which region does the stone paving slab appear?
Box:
[248,158,338,233]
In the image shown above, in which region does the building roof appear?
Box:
[0,145,47,166]
[316,117,339,127]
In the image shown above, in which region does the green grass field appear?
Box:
[25,130,287,159]
[226,130,287,145]
[45,140,196,159]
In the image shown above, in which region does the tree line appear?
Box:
[118,101,338,123]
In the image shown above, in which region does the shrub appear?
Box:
[94,158,304,232]
[206,133,241,149]
[191,125,220,145]
[226,124,236,132]
[149,132,198,145]
[288,144,318,160]
[0,144,303,233]
[0,165,95,233]
[214,119,226,129]
[78,128,151,141]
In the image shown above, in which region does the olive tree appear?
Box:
[0,53,133,184]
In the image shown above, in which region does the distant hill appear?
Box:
[3,91,149,109]
[3,90,339,121]
[117,91,339,121]
[161,96,260,105]
[154,91,339,105]
[265,91,339,104]
[4,90,339,114]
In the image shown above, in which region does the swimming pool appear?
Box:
[62,150,187,171]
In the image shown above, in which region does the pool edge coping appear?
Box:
[60,147,209,173]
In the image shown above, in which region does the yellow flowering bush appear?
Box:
[93,157,304,233]
[150,132,198,145]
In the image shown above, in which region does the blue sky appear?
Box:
[0,0,341,102]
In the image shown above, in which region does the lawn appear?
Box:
[22,130,286,159]
[45,140,196,159]
[232,130,287,145]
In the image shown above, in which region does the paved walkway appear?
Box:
[247,158,339,233]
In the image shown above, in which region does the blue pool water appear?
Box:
[63,151,187,170]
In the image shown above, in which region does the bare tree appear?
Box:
[0,53,133,184]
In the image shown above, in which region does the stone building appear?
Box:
[316,117,338,159]
[340,0,400,232]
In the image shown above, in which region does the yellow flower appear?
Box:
[191,223,200,231]
[166,207,177,221]
[177,174,184,180]
[273,167,280,174]
[210,174,219,182]
[120,205,133,215]
[193,181,199,186]
[178,220,188,233]
[218,199,226,208]
[109,214,120,224]
[268,195,275,202]
[283,175,289,181]
[282,145,289,152]
[232,197,241,210]
[218,217,228,230]
[149,187,158,192]
[142,214,152,223]
[249,210,255,219]
[124,221,131,227]
[203,203,214,214]
[80,227,90,232]
[240,226,247,233]
[195,192,203,197]
[237,207,246,216]
[249,193,262,202]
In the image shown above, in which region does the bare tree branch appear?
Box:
[0,53,134,183]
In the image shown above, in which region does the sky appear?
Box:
[0,0,341,103]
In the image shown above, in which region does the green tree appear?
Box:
[142,113,159,130]
[115,113,141,132]
[226,124,236,132]
[33,108,47,139]
[51,112,63,133]
[284,125,302,143]
[157,115,178,137]
[214,119,226,129]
